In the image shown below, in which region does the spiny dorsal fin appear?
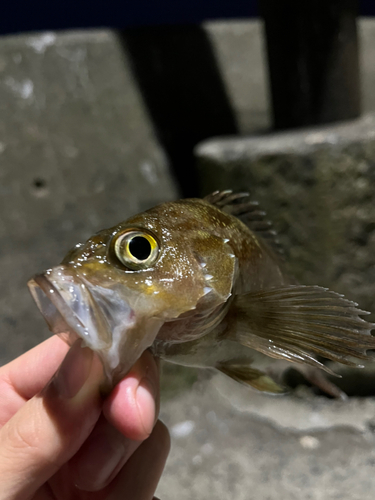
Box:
[204,190,284,255]
[225,285,375,375]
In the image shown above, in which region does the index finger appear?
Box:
[0,335,69,400]
[0,336,69,426]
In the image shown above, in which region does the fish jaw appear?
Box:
[28,266,163,388]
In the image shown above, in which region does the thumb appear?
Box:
[0,340,103,500]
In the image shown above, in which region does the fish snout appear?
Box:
[28,266,162,387]
[28,266,133,351]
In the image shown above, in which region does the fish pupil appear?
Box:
[128,236,151,261]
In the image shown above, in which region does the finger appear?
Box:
[47,421,170,500]
[107,420,170,500]
[69,415,142,492]
[52,351,160,493]
[1,335,69,400]
[0,336,69,428]
[0,340,103,500]
[103,350,160,441]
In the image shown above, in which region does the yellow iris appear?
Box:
[113,230,159,270]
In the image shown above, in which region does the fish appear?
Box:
[28,190,375,395]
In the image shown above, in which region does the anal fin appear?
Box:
[297,365,348,400]
[217,361,287,394]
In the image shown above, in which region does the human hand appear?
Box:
[0,335,170,499]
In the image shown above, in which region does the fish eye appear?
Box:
[113,230,159,270]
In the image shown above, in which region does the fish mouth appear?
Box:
[28,267,136,370]
[28,266,163,386]
[28,270,110,347]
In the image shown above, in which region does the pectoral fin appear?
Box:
[226,285,375,374]
[216,361,287,394]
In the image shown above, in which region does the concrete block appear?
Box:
[204,20,270,132]
[0,30,178,364]
[203,19,375,133]
[196,115,375,318]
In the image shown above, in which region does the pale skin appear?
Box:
[0,336,170,499]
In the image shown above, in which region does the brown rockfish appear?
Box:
[28,191,375,395]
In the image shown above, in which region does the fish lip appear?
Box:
[28,269,118,350]
[28,272,97,344]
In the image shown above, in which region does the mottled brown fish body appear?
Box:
[28,191,375,393]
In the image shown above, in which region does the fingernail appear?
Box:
[53,339,93,399]
[74,419,139,491]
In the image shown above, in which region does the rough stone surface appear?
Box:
[360,19,375,115]
[196,114,375,320]
[0,30,178,365]
[204,18,375,133]
[157,375,375,500]
[205,20,270,133]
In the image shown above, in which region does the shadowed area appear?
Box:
[120,26,239,197]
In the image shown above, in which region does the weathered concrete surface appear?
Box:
[0,31,178,365]
[196,114,375,319]
[157,374,375,500]
[360,19,375,116]
[204,18,375,133]
[205,20,269,133]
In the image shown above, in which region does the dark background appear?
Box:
[1,1,374,36]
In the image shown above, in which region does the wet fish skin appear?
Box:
[28,191,375,393]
